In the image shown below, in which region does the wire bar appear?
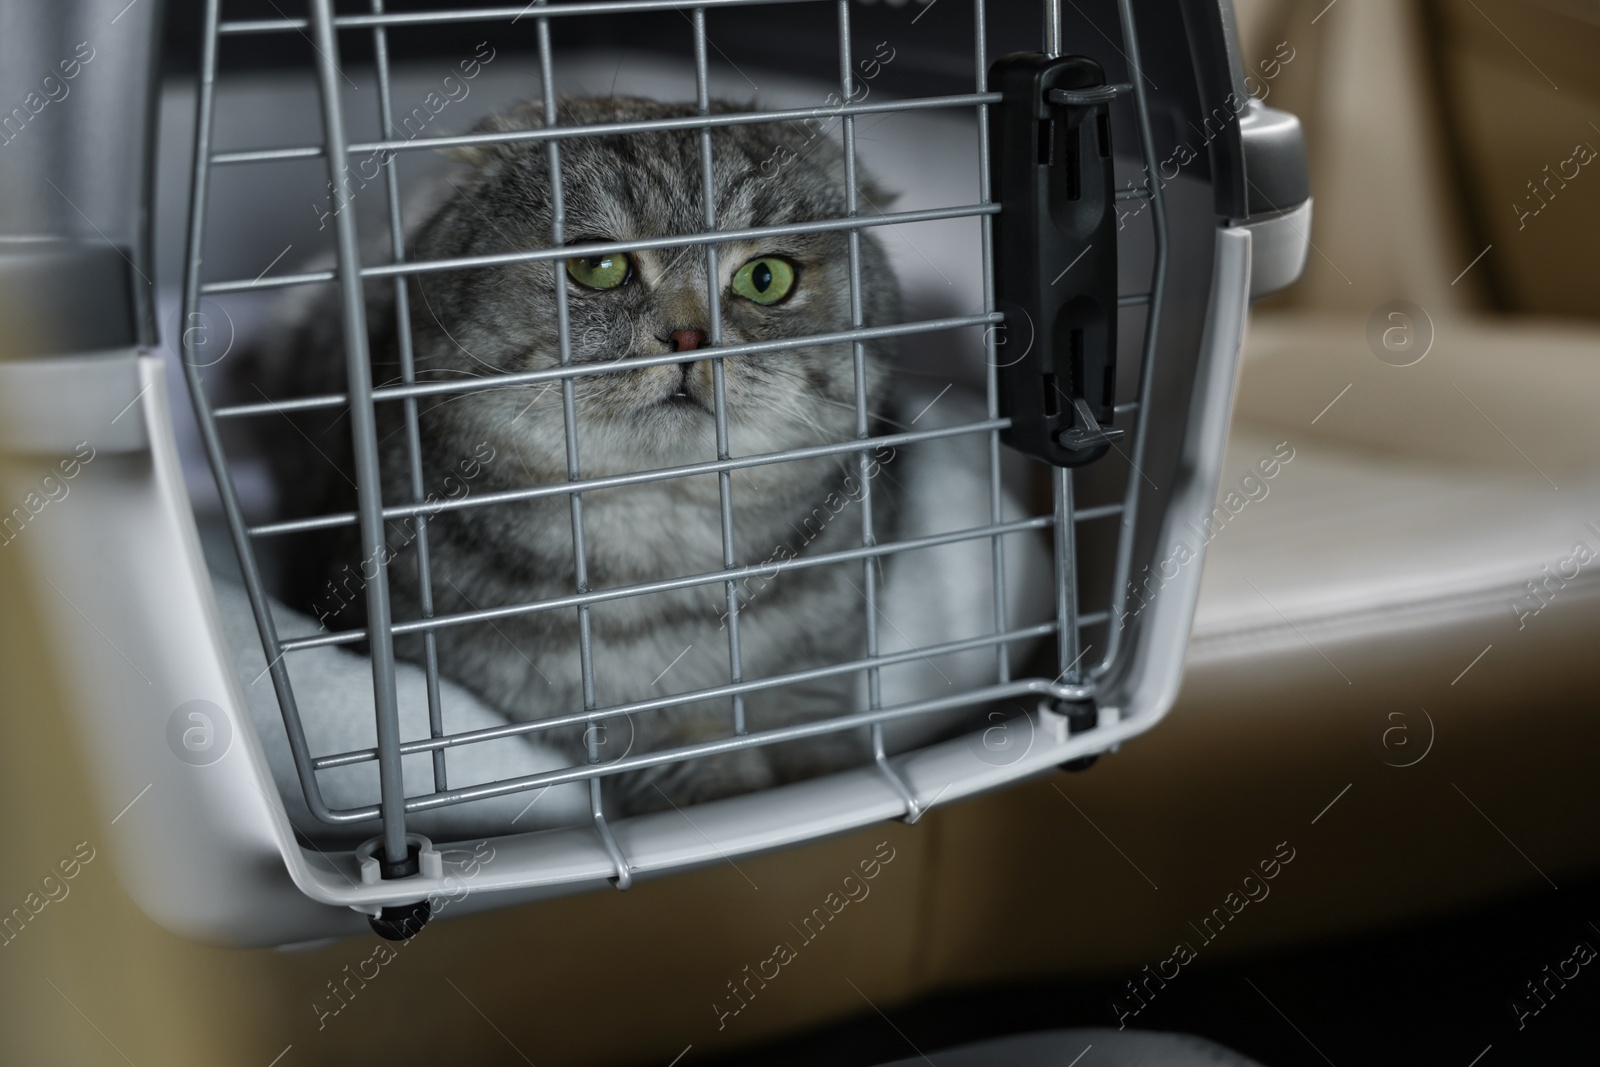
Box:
[691,7,748,739]
[369,0,447,794]
[1072,501,1123,523]
[973,0,1012,701]
[214,313,1003,419]
[200,201,1002,294]
[218,0,834,35]
[279,515,1056,654]
[1044,0,1064,58]
[207,93,1003,166]
[1091,0,1170,683]
[314,620,1071,771]
[313,675,1101,823]
[528,3,632,887]
[1053,466,1081,680]
[308,0,410,865]
[835,0,921,822]
[248,418,1011,539]
[176,0,346,830]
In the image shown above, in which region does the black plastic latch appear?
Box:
[987,53,1121,468]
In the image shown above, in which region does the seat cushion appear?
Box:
[1192,312,1600,665]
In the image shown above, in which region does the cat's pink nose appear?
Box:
[670,328,707,352]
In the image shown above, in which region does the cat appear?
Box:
[248,96,903,815]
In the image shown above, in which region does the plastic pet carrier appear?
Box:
[0,0,1308,945]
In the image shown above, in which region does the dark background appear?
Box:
[707,872,1600,1065]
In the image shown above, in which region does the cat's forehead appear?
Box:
[547,125,845,239]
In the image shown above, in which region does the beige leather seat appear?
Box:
[1200,313,1600,669]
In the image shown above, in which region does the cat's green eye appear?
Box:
[566,252,632,290]
[731,256,796,306]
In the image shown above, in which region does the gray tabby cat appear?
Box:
[253,96,902,814]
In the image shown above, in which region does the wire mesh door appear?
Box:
[179,0,1210,922]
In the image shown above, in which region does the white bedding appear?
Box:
[217,389,1052,844]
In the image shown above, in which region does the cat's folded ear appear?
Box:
[441,101,546,167]
[858,172,900,212]
[806,135,900,212]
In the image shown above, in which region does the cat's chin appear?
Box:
[657,392,711,413]
[591,402,719,466]
[635,389,725,441]
[639,393,714,430]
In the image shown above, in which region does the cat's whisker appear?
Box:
[806,391,912,432]
[758,389,838,445]
[753,363,868,439]
[416,276,508,379]
[414,367,491,379]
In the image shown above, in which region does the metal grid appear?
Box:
[178,0,1170,880]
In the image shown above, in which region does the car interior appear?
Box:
[1,0,1597,1064]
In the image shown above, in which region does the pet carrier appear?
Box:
[0,0,1308,945]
